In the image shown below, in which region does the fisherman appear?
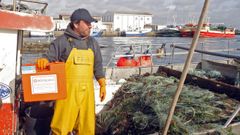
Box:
[36,8,106,135]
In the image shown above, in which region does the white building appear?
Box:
[102,11,152,32]
[53,14,70,31]
[91,16,106,31]
[53,14,105,31]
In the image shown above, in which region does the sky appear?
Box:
[2,0,240,29]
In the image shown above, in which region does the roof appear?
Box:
[0,9,55,31]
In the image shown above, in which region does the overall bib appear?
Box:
[51,48,95,135]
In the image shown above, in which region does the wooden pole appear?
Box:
[223,104,240,128]
[162,0,210,134]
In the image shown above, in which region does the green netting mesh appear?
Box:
[96,74,239,135]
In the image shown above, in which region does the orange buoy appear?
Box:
[137,56,152,66]
[116,57,138,67]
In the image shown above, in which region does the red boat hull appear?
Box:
[180,23,236,38]
[199,31,235,38]
[181,31,235,38]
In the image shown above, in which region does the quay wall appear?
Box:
[24,31,156,37]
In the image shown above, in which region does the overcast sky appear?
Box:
[3,0,240,28]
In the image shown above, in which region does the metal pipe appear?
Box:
[201,42,204,60]
[114,53,161,58]
[227,39,230,64]
[171,44,240,59]
[150,44,153,73]
[20,0,48,13]
[162,0,210,134]
[13,0,16,11]
[170,43,175,69]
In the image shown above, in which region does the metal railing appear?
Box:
[105,39,240,69]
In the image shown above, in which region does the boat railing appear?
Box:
[105,44,163,67]
[1,0,48,14]
[105,39,240,70]
[19,0,48,14]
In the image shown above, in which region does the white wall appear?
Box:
[113,13,152,31]
[0,29,18,103]
[54,20,70,31]
[103,11,152,32]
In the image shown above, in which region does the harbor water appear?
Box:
[22,36,240,67]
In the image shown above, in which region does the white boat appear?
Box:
[30,31,53,37]
[125,29,152,37]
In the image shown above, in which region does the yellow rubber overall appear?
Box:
[51,48,95,135]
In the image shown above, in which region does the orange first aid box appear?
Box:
[21,62,67,102]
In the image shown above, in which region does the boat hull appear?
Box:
[181,31,235,38]
[155,29,180,37]
[125,29,151,37]
[125,32,148,37]
[199,31,235,38]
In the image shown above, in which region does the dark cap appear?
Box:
[70,8,97,23]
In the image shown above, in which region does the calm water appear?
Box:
[23,36,240,67]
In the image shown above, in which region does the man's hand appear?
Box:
[98,78,106,102]
[36,58,49,70]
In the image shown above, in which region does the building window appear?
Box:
[141,17,143,20]
[147,18,149,20]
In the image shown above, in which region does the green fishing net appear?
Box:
[189,69,223,80]
[96,74,239,135]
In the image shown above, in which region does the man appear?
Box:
[36,8,106,135]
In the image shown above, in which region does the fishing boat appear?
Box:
[179,23,196,37]
[96,40,240,134]
[180,23,236,38]
[30,31,53,37]
[195,23,235,38]
[96,64,240,134]
[125,29,152,37]
[155,25,181,37]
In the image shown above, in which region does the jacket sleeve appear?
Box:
[43,40,60,62]
[92,38,105,80]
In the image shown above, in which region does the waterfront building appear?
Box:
[102,11,153,32]
[53,14,105,31]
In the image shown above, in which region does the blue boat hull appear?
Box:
[125,33,147,37]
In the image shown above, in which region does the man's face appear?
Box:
[74,20,92,38]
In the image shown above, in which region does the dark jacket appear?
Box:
[44,24,105,80]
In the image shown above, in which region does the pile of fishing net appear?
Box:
[96,73,240,135]
[189,69,235,85]
[189,69,223,80]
